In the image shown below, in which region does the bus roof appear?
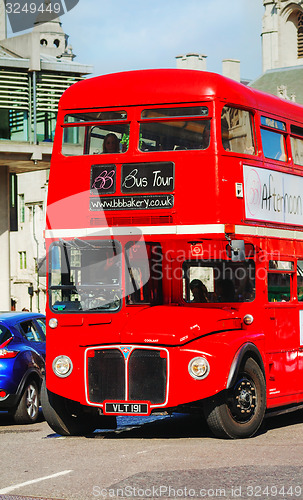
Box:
[59,68,303,122]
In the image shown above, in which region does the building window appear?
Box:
[298,13,303,58]
[10,173,18,232]
[19,251,27,270]
[38,203,44,221]
[19,194,25,223]
[28,205,33,221]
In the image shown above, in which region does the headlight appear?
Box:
[188,356,210,380]
[243,314,254,325]
[49,318,58,329]
[52,355,73,378]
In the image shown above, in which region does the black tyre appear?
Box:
[13,380,39,424]
[41,379,116,436]
[204,358,266,439]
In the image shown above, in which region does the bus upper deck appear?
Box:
[46,69,303,234]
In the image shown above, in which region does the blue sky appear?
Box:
[8,0,265,81]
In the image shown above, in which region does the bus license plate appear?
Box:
[105,402,149,415]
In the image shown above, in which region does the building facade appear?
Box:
[0,3,92,311]
[10,170,48,312]
[251,0,303,103]
[262,0,303,72]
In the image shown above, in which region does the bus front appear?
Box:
[43,69,264,439]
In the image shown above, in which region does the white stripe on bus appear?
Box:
[45,224,303,240]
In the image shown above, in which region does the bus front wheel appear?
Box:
[41,379,116,436]
[203,358,266,439]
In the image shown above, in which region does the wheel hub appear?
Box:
[26,384,38,418]
[229,377,257,422]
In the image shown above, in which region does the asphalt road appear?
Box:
[1,410,303,500]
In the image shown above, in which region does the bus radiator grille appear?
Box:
[87,348,167,404]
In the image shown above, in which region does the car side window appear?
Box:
[35,319,46,340]
[19,320,44,342]
[0,325,13,345]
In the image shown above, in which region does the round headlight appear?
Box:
[188,356,210,380]
[49,318,58,329]
[243,314,254,325]
[52,355,73,378]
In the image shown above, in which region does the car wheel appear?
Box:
[204,358,266,439]
[41,379,116,436]
[13,380,39,424]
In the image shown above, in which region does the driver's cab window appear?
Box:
[49,240,122,312]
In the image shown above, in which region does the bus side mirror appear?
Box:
[230,240,246,262]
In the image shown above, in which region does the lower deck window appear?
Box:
[268,273,291,302]
[298,260,303,301]
[183,260,255,303]
[268,260,293,302]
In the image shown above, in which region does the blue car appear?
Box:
[0,312,46,424]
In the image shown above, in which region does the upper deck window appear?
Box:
[290,124,303,166]
[139,106,210,152]
[261,116,286,131]
[221,106,255,155]
[64,111,127,123]
[260,116,287,162]
[139,120,210,152]
[141,106,208,119]
[62,122,130,156]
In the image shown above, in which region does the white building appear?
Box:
[0,4,92,311]
[251,0,303,103]
[262,0,303,72]
[10,171,48,312]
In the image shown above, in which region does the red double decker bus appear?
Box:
[42,69,303,438]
